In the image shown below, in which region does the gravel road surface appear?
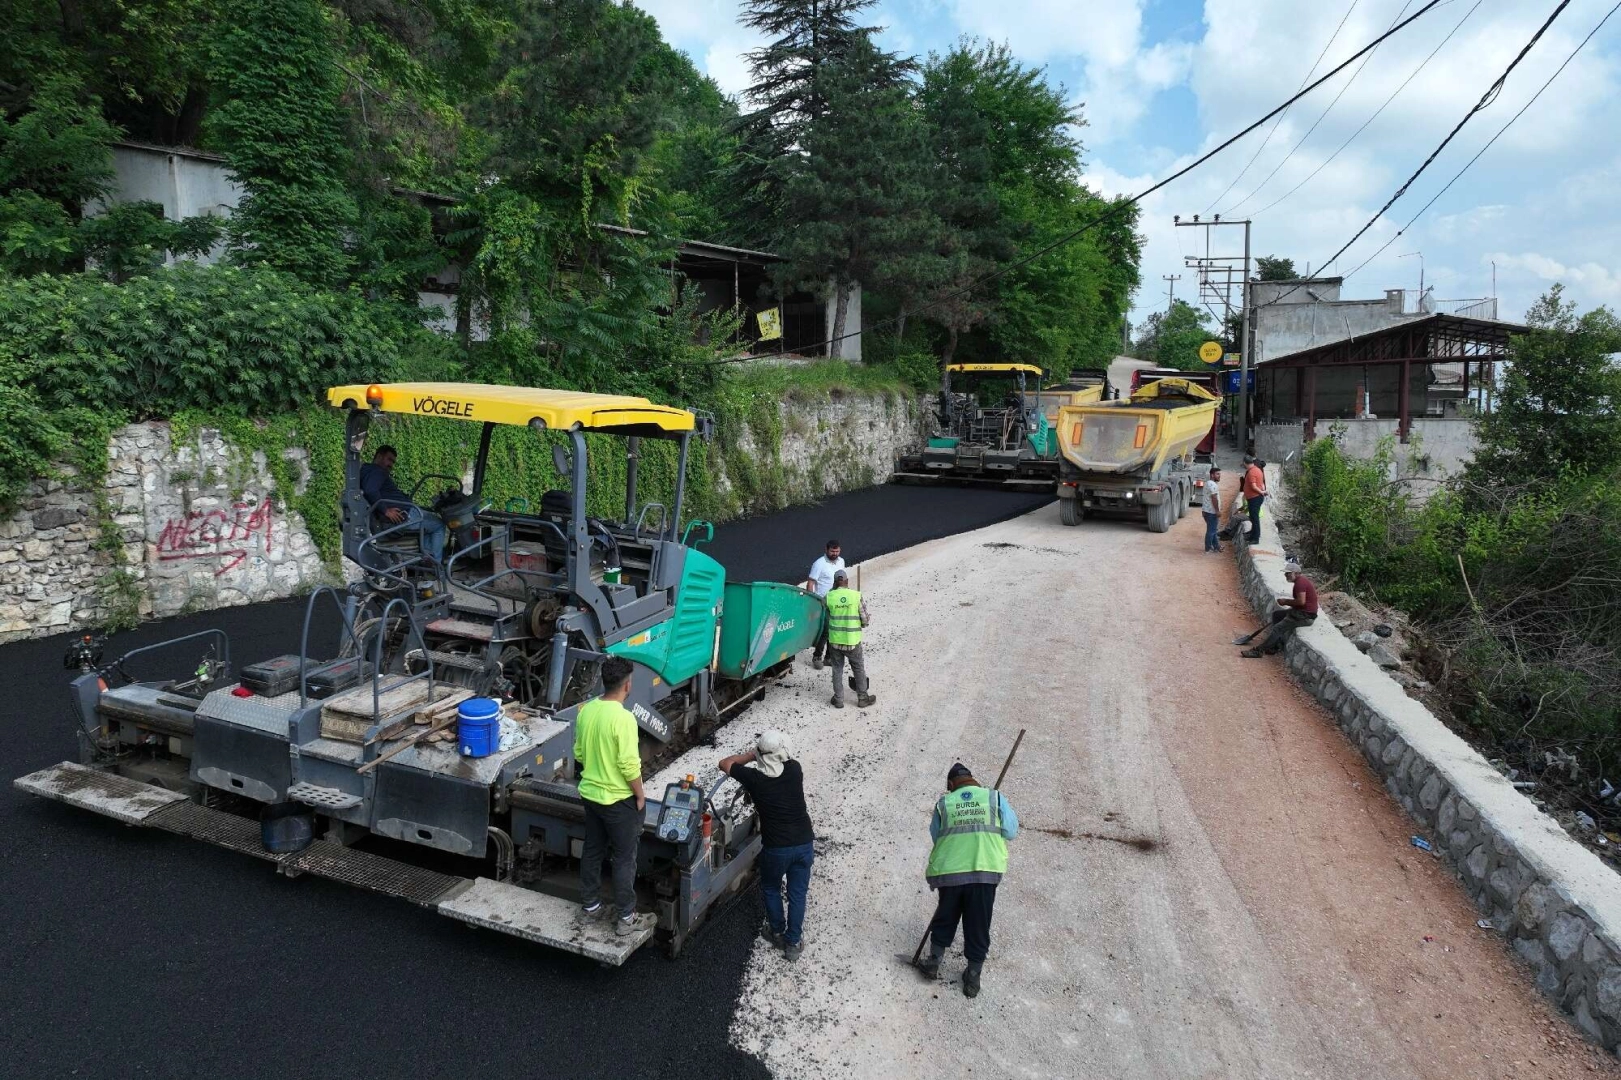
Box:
[0,485,1043,1080]
[696,493,1620,1079]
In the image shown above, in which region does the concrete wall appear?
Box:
[1255,296,1423,364]
[1252,418,1478,485]
[1235,480,1621,1055]
[93,143,241,264]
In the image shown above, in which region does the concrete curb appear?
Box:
[1235,470,1621,1054]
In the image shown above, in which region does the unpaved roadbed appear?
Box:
[684,500,1619,1079]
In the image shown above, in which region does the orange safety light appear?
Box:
[365,383,385,408]
[1133,424,1147,449]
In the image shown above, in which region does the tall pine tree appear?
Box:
[781,34,929,358]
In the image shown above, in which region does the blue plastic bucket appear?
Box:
[458,697,502,758]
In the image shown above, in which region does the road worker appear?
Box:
[803,539,845,669]
[824,569,874,709]
[1238,559,1319,658]
[919,762,1019,998]
[575,657,657,938]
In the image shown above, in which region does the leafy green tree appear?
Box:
[1132,299,1213,371]
[1255,255,1297,281]
[210,0,357,287]
[781,35,929,359]
[1469,286,1621,488]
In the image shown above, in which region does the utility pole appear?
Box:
[1174,214,1252,452]
[1162,274,1181,311]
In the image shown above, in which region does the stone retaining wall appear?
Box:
[0,389,920,644]
[1237,471,1621,1054]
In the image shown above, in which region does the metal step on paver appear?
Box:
[285,839,461,906]
[407,648,490,674]
[436,877,653,966]
[146,799,285,861]
[286,781,363,812]
[14,761,189,824]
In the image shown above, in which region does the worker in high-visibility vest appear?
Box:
[823,569,875,709]
[919,762,1019,998]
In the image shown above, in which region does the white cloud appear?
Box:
[947,0,1143,67]
[1488,252,1621,304]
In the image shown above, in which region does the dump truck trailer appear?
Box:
[1055,377,1221,532]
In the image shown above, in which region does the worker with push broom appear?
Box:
[919,761,1020,997]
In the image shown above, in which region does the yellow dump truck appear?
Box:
[1055,377,1221,532]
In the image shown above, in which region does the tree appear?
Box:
[1132,300,1214,371]
[1255,255,1297,281]
[210,0,357,287]
[1468,286,1621,488]
[781,36,930,359]
[732,0,879,246]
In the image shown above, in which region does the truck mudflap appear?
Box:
[13,761,651,966]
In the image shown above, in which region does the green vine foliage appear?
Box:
[209,0,358,287]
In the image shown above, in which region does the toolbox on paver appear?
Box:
[239,655,303,697]
[306,658,371,699]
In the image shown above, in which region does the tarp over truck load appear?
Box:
[1056,377,1220,476]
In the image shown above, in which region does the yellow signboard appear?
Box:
[756,306,783,341]
[1198,340,1223,364]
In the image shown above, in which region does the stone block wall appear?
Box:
[1237,472,1621,1054]
[0,422,330,643]
[0,390,920,644]
[716,389,919,506]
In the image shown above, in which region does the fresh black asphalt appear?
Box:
[0,484,1048,1080]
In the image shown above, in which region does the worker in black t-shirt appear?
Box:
[719,731,815,961]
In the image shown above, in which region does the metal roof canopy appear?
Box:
[326,382,696,436]
[1253,313,1526,442]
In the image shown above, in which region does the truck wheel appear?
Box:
[1059,498,1082,526]
[1147,499,1172,533]
[1173,482,1187,520]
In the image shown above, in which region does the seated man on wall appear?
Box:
[359,444,447,559]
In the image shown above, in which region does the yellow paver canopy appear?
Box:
[326,382,696,434]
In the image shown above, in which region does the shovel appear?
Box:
[898,728,1025,973]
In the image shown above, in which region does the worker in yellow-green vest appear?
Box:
[824,569,875,710]
[920,762,1019,998]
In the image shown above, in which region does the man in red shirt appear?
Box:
[1238,559,1318,658]
[1241,455,1267,543]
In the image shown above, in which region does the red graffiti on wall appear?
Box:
[155,499,275,574]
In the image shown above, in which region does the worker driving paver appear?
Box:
[825,569,875,709]
[1237,559,1319,658]
[919,762,1019,998]
[574,657,657,937]
[805,539,845,670]
[719,731,815,962]
[358,444,448,559]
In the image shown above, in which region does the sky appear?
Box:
[633,0,1621,335]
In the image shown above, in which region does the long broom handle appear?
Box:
[910,728,1028,965]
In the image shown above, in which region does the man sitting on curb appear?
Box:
[1236,559,1318,658]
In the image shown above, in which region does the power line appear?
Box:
[1260,0,1571,310]
[1226,0,1413,216]
[1250,0,1483,219]
[1342,0,1621,284]
[1203,0,1361,215]
[720,0,1447,365]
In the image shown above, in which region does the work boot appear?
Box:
[784,941,803,962]
[856,693,876,708]
[811,656,824,671]
[918,947,943,980]
[830,697,844,709]
[1240,648,1262,659]
[616,911,657,937]
[580,901,614,923]
[763,926,786,949]
[962,963,982,998]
